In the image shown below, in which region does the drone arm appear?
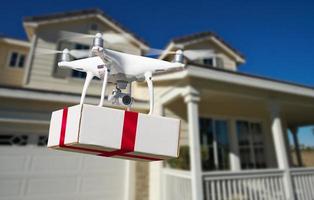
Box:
[98,67,109,107]
[145,72,154,115]
[80,72,94,105]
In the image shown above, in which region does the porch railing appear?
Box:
[291,167,314,200]
[162,168,192,200]
[203,169,286,200]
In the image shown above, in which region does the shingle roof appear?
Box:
[171,31,245,60]
[23,8,149,47]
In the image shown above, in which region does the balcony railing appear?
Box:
[162,168,192,200]
[291,167,314,200]
[162,167,314,200]
[203,169,286,200]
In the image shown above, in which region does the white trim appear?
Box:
[154,66,314,99]
[23,13,148,50]
[0,38,30,47]
[0,87,148,110]
[0,117,49,125]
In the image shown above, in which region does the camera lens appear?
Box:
[122,95,132,105]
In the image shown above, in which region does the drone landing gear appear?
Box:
[145,72,154,115]
[80,72,94,105]
[98,68,109,107]
[80,67,109,106]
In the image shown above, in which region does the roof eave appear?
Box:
[154,65,314,99]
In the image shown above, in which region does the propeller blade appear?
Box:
[144,48,176,56]
[35,48,63,55]
[35,48,90,59]
[59,31,130,45]
[59,31,94,40]
[69,49,90,59]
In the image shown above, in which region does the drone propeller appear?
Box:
[35,48,90,59]
[144,48,215,60]
[59,31,130,45]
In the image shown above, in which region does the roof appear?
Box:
[154,62,314,98]
[172,31,245,60]
[23,8,149,47]
[159,31,245,63]
[0,35,30,47]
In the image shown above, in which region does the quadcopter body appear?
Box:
[57,33,185,114]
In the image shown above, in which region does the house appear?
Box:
[0,8,314,200]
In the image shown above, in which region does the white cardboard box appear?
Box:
[48,104,181,161]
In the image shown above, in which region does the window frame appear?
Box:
[199,116,230,171]
[236,119,267,169]
[6,51,27,69]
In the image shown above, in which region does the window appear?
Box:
[8,52,26,68]
[203,58,214,66]
[203,57,224,68]
[200,118,230,171]
[236,121,266,169]
[70,44,90,79]
[54,41,90,79]
[90,23,98,31]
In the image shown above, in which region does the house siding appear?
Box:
[0,41,29,86]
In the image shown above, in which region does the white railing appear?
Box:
[203,169,286,200]
[291,167,314,200]
[162,168,192,200]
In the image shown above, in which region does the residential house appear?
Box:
[0,8,314,200]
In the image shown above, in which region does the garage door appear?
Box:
[0,134,127,200]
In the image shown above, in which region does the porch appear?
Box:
[163,167,314,200]
[150,66,314,200]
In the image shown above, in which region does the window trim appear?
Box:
[6,51,27,69]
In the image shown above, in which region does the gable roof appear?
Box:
[160,31,245,64]
[23,8,149,49]
[0,34,29,47]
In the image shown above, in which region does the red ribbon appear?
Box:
[59,107,160,161]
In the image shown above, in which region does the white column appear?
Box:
[149,102,163,200]
[124,161,135,200]
[184,92,204,200]
[270,103,295,200]
[229,119,241,171]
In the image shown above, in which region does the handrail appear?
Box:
[203,169,284,180]
[162,168,191,179]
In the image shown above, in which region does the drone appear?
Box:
[56,33,185,115]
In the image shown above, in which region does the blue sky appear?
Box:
[0,0,313,145]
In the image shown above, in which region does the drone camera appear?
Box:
[120,94,133,106]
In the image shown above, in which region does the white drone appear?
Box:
[56,33,185,115]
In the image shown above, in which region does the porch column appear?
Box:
[149,102,164,200]
[290,127,303,167]
[229,120,241,171]
[270,103,295,200]
[184,89,204,200]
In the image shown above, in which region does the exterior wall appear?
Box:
[0,41,29,86]
[25,17,141,96]
[186,41,238,71]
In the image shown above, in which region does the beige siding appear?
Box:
[0,41,29,86]
[26,17,141,96]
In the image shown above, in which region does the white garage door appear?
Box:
[0,134,127,200]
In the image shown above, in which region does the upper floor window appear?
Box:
[54,41,90,79]
[203,57,224,69]
[90,23,98,31]
[8,52,26,68]
[71,43,89,79]
[203,58,214,66]
[236,120,266,169]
